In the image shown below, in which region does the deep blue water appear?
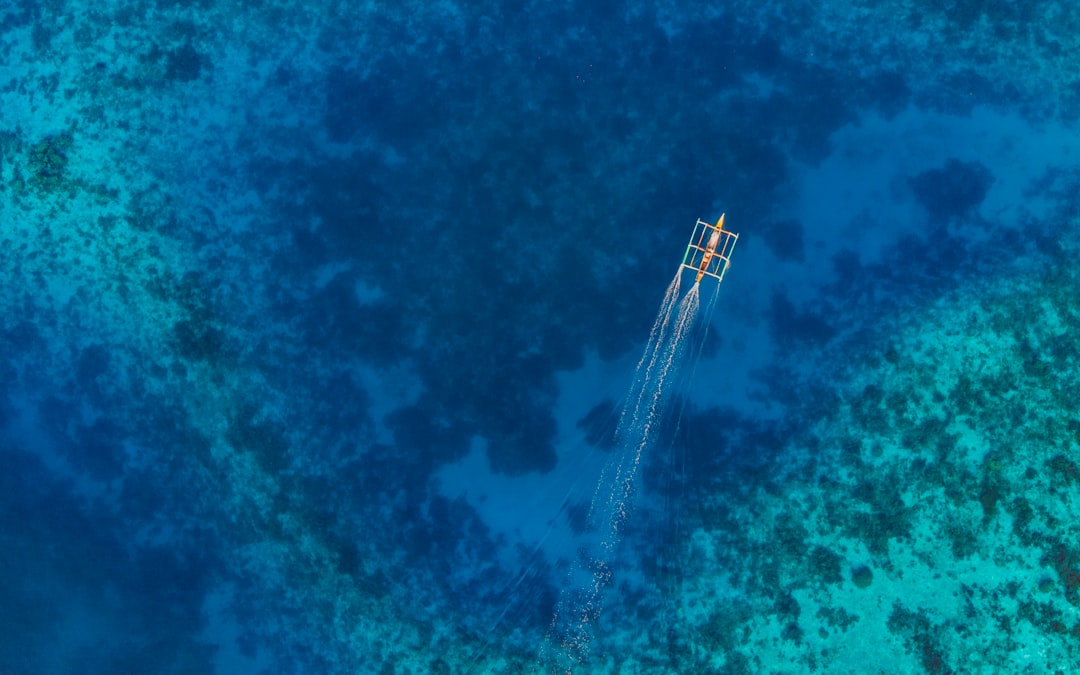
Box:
[2,1,1079,673]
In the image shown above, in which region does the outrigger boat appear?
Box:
[681,214,738,284]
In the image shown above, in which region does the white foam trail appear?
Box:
[606,285,697,543]
[617,271,681,442]
[543,276,702,672]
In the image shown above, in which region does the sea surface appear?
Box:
[2,1,1078,673]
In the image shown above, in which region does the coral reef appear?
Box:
[1,0,1078,671]
[910,158,995,223]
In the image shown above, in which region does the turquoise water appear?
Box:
[2,1,1078,673]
